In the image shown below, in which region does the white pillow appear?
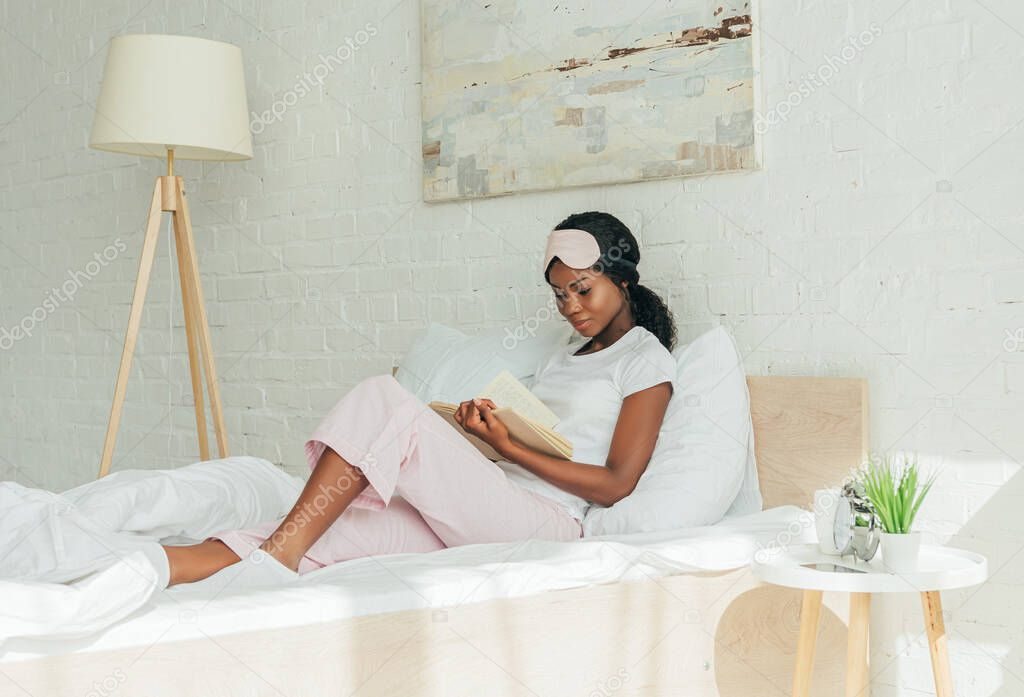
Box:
[395,321,575,403]
[582,326,763,536]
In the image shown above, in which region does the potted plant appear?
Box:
[856,453,938,573]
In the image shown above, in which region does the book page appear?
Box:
[429,398,572,461]
[478,370,560,428]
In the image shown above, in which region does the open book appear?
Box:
[429,370,573,462]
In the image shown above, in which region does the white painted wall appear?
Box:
[0,1,1020,693]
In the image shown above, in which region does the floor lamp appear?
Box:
[89,34,253,478]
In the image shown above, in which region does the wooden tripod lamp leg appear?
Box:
[97,181,164,479]
[175,178,229,458]
[170,179,210,461]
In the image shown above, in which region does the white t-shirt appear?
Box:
[495,325,677,522]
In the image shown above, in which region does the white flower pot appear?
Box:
[880,531,922,573]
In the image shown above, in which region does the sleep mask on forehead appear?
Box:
[542,228,602,274]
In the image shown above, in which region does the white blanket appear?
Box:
[0,456,303,645]
[0,458,814,662]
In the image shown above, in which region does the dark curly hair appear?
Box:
[548,211,677,352]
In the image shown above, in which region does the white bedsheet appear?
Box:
[0,458,815,664]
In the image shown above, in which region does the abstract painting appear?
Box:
[420,1,760,202]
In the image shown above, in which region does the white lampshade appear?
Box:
[90,34,252,161]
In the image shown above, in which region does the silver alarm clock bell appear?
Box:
[833,480,880,562]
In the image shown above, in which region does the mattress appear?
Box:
[0,503,813,664]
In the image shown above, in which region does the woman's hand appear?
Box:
[453,398,513,456]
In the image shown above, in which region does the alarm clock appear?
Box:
[832,481,880,562]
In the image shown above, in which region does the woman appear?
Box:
[164,211,677,586]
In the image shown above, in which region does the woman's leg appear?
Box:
[303,374,583,547]
[212,494,445,573]
[164,493,447,585]
[166,374,581,585]
[163,375,436,585]
[165,446,376,585]
[164,539,242,586]
[255,445,369,569]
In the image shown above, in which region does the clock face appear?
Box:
[833,498,853,553]
[832,494,880,561]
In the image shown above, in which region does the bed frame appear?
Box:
[4,375,868,697]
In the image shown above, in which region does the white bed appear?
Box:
[0,375,867,696]
[0,505,807,662]
[0,505,806,662]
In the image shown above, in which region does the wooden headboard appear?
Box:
[747,375,869,509]
[392,365,869,511]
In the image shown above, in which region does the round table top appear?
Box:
[751,543,988,593]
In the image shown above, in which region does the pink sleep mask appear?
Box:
[542,228,602,274]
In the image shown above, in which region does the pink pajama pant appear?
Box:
[212,374,583,574]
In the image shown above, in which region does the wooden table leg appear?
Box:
[793,589,823,697]
[846,592,871,697]
[921,591,955,697]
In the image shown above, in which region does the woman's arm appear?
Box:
[495,382,673,507]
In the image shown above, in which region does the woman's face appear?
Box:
[547,260,628,337]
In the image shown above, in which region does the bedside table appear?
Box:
[751,543,987,697]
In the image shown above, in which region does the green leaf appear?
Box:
[856,453,936,534]
[906,469,939,531]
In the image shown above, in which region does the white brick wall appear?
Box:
[1,1,1022,692]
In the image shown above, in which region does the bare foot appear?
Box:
[165,540,242,586]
